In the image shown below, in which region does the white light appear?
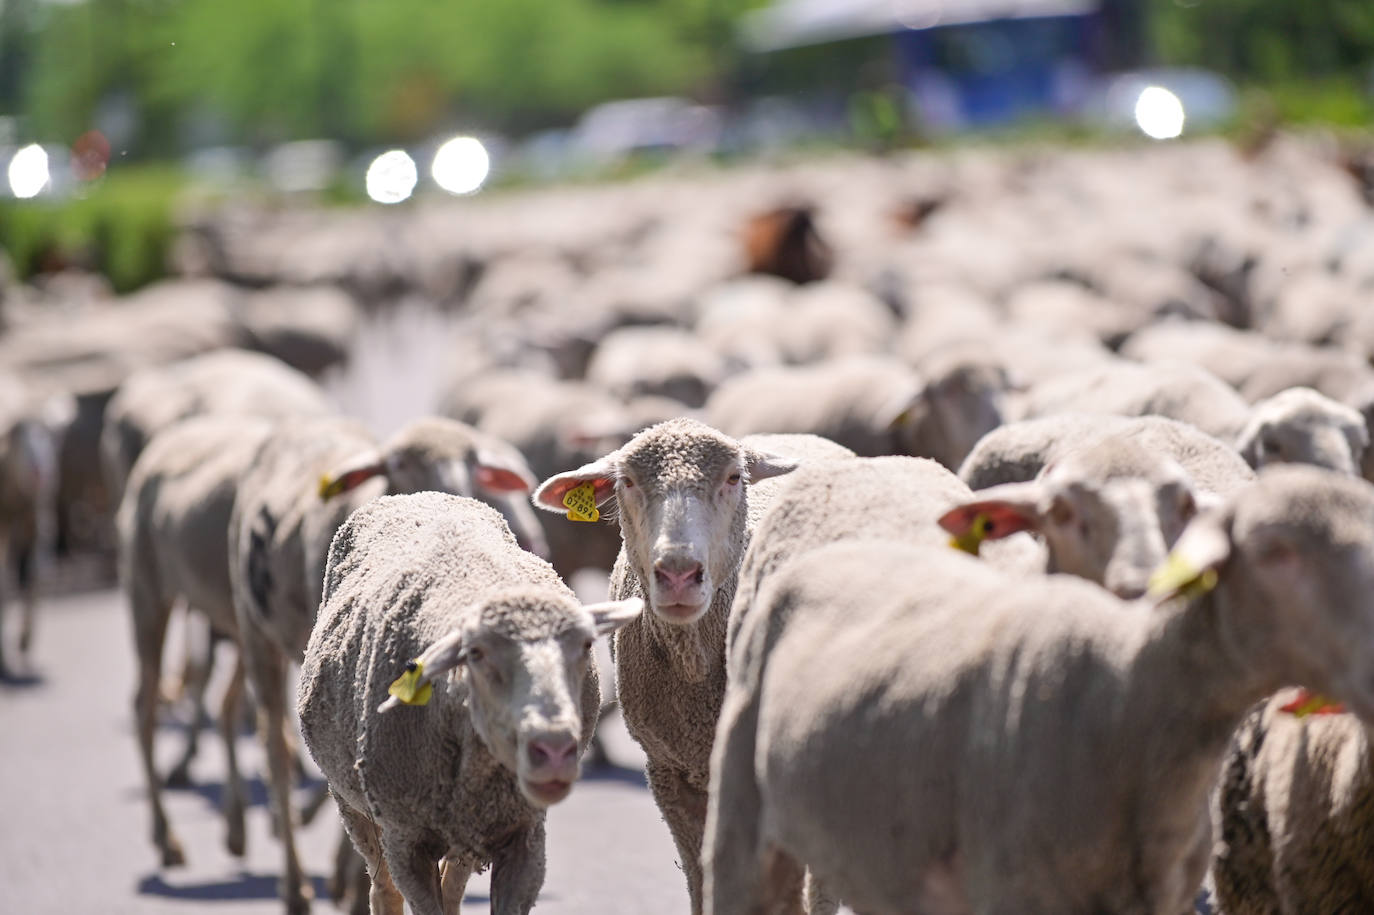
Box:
[431,136,490,195]
[8,144,50,199]
[365,149,417,204]
[1134,86,1185,140]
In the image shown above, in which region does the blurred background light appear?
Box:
[8,144,51,198]
[431,136,489,195]
[365,149,418,204]
[1134,86,1185,140]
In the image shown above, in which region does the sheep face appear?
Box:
[942,440,1203,598]
[892,361,1011,470]
[1238,388,1368,476]
[532,418,796,624]
[450,593,642,807]
[1175,466,1374,720]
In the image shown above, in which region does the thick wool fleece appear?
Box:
[299,493,600,874]
[1212,692,1374,915]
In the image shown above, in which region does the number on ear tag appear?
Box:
[563,481,600,523]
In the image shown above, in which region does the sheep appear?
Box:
[0,376,70,678]
[229,415,543,914]
[1022,360,1253,442]
[706,466,1374,915]
[959,413,1256,496]
[705,354,1011,471]
[101,348,335,519]
[447,371,689,577]
[584,325,730,409]
[100,348,337,787]
[530,420,828,913]
[741,204,833,285]
[1210,690,1374,915]
[941,433,1221,599]
[298,492,643,915]
[1236,386,1368,475]
[118,414,274,869]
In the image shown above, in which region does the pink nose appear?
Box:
[528,736,579,770]
[654,560,704,595]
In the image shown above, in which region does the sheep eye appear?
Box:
[467,646,485,664]
[620,477,635,489]
[1178,492,1197,520]
[582,639,594,654]
[726,472,742,485]
[1261,437,1281,456]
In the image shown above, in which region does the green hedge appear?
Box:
[0,166,186,294]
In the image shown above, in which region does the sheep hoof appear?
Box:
[225,823,246,858]
[164,762,193,788]
[283,887,312,915]
[161,841,187,868]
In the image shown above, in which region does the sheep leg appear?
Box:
[704,685,774,915]
[244,631,311,915]
[802,871,840,915]
[219,651,247,857]
[335,798,404,915]
[326,824,370,915]
[130,589,186,867]
[439,857,472,915]
[489,820,546,915]
[15,541,36,659]
[166,611,216,788]
[646,759,708,915]
[382,838,444,915]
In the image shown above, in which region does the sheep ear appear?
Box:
[745,449,798,483]
[880,385,929,431]
[472,448,537,495]
[1148,508,1232,603]
[1234,421,1265,470]
[939,482,1043,553]
[585,598,644,636]
[532,456,620,515]
[378,630,467,713]
[319,451,386,500]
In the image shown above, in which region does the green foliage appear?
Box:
[1150,0,1374,87]
[0,166,186,293]
[10,0,770,153]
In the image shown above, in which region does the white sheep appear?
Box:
[1023,360,1253,442]
[229,415,542,914]
[707,466,1374,915]
[1236,386,1368,475]
[118,414,275,868]
[530,420,835,913]
[299,492,641,915]
[705,354,1011,470]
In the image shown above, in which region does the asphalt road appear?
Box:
[0,584,690,915]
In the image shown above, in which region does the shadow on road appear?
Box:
[0,670,45,689]
[137,871,329,902]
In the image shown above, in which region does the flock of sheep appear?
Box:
[6,132,1374,915]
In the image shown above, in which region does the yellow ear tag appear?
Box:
[563,481,600,523]
[1147,551,1218,602]
[387,660,433,707]
[1279,689,1346,718]
[949,513,992,556]
[318,473,343,500]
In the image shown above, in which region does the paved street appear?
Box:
[0,584,689,914]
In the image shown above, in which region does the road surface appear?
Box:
[0,584,690,914]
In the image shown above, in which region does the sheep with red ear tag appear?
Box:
[299,492,641,915]
[530,419,825,914]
